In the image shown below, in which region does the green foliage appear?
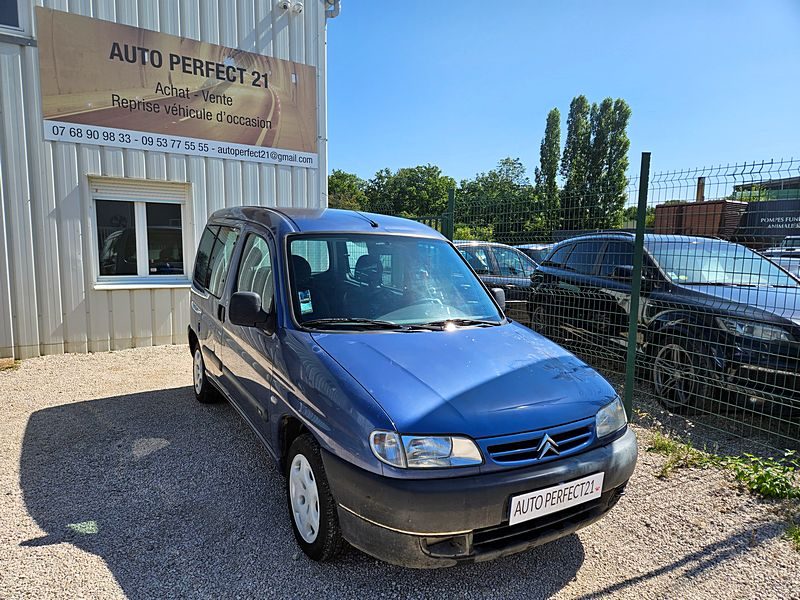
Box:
[365,165,455,218]
[647,432,715,478]
[723,452,800,500]
[457,158,542,244]
[786,522,800,552]
[328,169,368,211]
[622,205,655,228]
[535,108,561,235]
[648,433,800,501]
[561,95,592,230]
[454,222,494,241]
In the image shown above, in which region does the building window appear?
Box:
[95,199,185,279]
[0,0,20,29]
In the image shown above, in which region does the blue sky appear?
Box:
[326,0,800,182]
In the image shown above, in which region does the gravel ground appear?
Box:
[1,345,798,599]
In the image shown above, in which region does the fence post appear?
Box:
[444,187,456,240]
[623,152,651,419]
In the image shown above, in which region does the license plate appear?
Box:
[508,472,605,526]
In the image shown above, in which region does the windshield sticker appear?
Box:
[299,289,313,314]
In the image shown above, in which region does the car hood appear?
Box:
[311,323,617,439]
[677,284,800,322]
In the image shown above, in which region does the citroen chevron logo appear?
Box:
[537,433,560,459]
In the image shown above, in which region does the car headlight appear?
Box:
[370,431,483,468]
[596,397,627,438]
[717,317,794,342]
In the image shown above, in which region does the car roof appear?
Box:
[207,206,445,238]
[551,232,730,246]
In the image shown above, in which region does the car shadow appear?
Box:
[19,387,584,598]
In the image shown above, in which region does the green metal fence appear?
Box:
[444,154,800,451]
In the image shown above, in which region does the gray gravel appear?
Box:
[1,345,798,599]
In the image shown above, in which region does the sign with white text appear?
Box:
[36,7,318,168]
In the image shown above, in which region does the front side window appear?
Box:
[95,198,184,279]
[545,244,573,267]
[237,235,274,310]
[458,245,492,275]
[288,234,503,328]
[599,241,634,278]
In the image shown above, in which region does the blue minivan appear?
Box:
[188,207,637,568]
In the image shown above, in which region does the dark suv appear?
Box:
[529,233,800,414]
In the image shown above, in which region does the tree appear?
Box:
[560,95,592,230]
[601,99,632,227]
[534,107,561,235]
[458,158,540,244]
[328,169,368,210]
[365,165,455,218]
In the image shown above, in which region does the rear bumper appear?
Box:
[323,427,637,568]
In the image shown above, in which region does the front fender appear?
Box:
[644,310,727,371]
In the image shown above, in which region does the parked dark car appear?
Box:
[516,243,554,264]
[189,208,636,568]
[454,240,538,324]
[529,232,800,414]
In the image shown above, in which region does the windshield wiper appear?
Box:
[301,318,410,331]
[418,318,503,329]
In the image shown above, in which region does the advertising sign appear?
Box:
[36,7,318,168]
[735,198,800,246]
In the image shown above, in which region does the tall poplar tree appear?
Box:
[560,96,591,229]
[535,108,561,233]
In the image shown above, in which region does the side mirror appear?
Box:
[491,287,506,311]
[229,291,273,331]
[611,265,635,281]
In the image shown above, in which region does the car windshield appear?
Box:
[647,238,799,287]
[288,234,504,329]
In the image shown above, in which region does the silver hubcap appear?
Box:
[289,454,320,543]
[193,349,204,395]
[654,343,695,404]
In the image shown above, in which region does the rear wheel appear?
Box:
[192,346,220,404]
[286,434,344,562]
[652,336,717,414]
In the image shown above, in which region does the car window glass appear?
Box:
[599,241,635,277]
[193,225,218,289]
[236,234,274,310]
[546,244,573,267]
[493,246,535,277]
[292,239,329,274]
[458,246,492,275]
[564,241,604,274]
[207,226,239,297]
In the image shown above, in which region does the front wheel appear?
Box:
[192,346,220,404]
[286,434,345,562]
[652,337,717,414]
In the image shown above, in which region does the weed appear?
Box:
[0,358,19,372]
[786,523,800,552]
[647,431,716,478]
[723,452,800,500]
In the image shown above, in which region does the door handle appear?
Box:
[218,304,226,322]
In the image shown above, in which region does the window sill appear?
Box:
[93,278,191,291]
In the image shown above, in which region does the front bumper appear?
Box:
[323,427,637,568]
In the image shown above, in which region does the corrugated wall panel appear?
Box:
[0,0,328,359]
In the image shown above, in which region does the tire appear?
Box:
[652,335,717,414]
[192,345,220,404]
[286,434,344,562]
[529,304,551,337]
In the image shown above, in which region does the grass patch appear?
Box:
[786,523,800,552]
[647,431,717,478]
[0,358,19,372]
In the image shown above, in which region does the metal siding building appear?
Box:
[0,0,330,359]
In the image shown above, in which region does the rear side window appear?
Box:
[599,241,634,277]
[545,244,573,267]
[564,240,604,274]
[193,226,218,289]
[193,225,239,297]
[237,235,274,310]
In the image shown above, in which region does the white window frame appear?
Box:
[88,176,193,290]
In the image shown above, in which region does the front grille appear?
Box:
[472,486,623,554]
[484,419,594,466]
